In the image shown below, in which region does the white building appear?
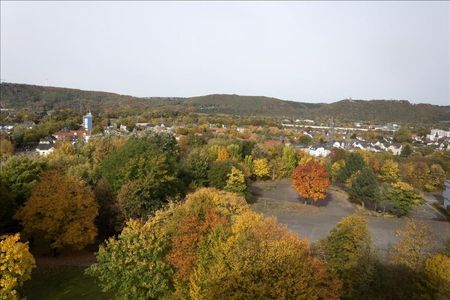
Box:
[36,139,55,156]
[308,147,330,157]
[387,145,402,156]
[426,129,450,141]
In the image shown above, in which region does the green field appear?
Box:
[22,266,112,300]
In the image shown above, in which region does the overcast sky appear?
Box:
[1,1,449,105]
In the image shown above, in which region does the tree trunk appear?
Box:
[52,247,59,257]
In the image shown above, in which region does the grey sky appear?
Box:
[1,1,449,105]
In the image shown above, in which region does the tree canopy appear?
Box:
[16,171,98,250]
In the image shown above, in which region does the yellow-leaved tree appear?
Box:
[190,211,341,299]
[389,219,434,271]
[216,147,230,161]
[87,188,340,299]
[422,254,450,299]
[0,233,35,300]
[16,171,98,250]
[253,158,270,179]
[224,166,247,194]
[378,159,399,182]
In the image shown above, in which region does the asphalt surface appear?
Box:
[251,179,450,255]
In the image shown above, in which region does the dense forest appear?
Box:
[1,82,450,123]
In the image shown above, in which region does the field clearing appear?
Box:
[22,266,111,300]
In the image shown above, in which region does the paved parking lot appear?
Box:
[251,180,450,255]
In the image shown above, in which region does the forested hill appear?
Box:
[1,82,449,123]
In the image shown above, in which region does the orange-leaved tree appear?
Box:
[292,160,330,202]
[16,170,98,250]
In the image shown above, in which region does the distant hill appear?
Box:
[184,94,320,117]
[1,83,449,123]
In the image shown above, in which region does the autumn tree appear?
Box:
[0,135,14,161]
[253,158,270,179]
[386,182,423,216]
[47,141,81,172]
[389,219,434,271]
[329,147,347,164]
[0,234,36,300]
[429,164,446,191]
[191,211,341,300]
[16,171,98,250]
[403,161,431,190]
[331,160,345,182]
[87,188,248,299]
[216,147,230,161]
[315,215,375,299]
[224,166,247,194]
[292,160,330,202]
[422,254,450,299]
[378,159,399,182]
[88,187,341,299]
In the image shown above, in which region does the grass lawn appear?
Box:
[22,266,113,300]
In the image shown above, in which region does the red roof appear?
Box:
[54,130,88,137]
[264,140,283,146]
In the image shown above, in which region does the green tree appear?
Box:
[100,132,180,192]
[316,215,375,299]
[349,168,379,206]
[116,171,178,222]
[93,179,118,237]
[0,155,46,205]
[400,143,413,157]
[0,176,16,234]
[226,143,241,160]
[281,145,298,177]
[337,152,366,183]
[299,134,312,146]
[207,160,238,190]
[186,148,210,187]
[386,182,423,216]
[394,127,412,143]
